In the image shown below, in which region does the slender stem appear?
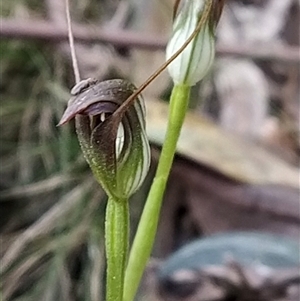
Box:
[105,197,129,301]
[123,84,190,301]
[65,0,80,84]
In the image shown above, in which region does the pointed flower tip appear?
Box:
[58,78,100,126]
[57,117,67,127]
[57,110,74,126]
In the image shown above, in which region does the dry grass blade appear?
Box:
[89,243,105,301]
[3,191,102,300]
[2,180,93,271]
[0,174,80,199]
[3,251,47,299]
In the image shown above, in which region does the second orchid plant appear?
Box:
[59,1,224,301]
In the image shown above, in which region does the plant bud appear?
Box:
[59,79,150,199]
[166,0,223,86]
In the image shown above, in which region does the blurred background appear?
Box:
[1,0,299,300]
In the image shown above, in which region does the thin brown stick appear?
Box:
[65,0,80,84]
[1,19,299,63]
[0,19,166,49]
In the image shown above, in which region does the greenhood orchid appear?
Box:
[59,79,150,199]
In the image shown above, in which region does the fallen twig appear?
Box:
[1,19,299,63]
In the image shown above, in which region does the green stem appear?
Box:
[105,197,129,301]
[123,84,190,301]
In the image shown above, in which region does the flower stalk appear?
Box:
[105,198,129,301]
[124,84,190,301]
[124,1,224,300]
